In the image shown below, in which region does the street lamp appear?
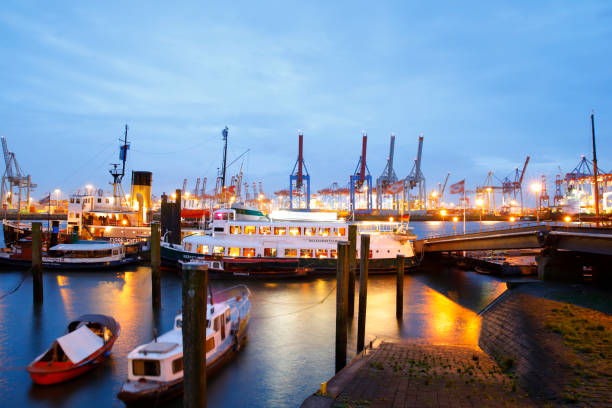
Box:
[531,183,542,223]
[476,198,484,232]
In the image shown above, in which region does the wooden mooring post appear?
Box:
[396,254,405,319]
[347,225,357,318]
[150,222,161,309]
[182,263,207,408]
[32,222,43,303]
[336,241,349,373]
[357,234,370,353]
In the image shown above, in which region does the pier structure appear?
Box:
[415,222,612,282]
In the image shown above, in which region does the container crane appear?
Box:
[1,136,36,212]
[375,134,398,210]
[349,132,373,214]
[403,134,426,211]
[289,131,310,209]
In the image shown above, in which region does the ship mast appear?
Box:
[109,125,130,209]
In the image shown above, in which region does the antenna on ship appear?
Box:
[109,124,130,209]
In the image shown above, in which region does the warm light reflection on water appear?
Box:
[0,259,508,408]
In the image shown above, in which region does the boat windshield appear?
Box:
[47,249,114,258]
[132,359,160,377]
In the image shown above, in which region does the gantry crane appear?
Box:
[403,134,426,211]
[375,134,398,210]
[1,136,36,212]
[289,131,310,209]
[349,132,373,214]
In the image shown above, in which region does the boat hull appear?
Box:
[0,255,140,270]
[162,244,415,276]
[28,331,118,385]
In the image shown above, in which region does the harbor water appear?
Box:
[0,222,512,407]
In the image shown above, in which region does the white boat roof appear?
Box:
[50,242,122,251]
[56,325,104,364]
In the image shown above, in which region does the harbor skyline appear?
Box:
[1,1,611,200]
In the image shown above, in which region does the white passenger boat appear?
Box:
[161,205,416,277]
[117,285,251,406]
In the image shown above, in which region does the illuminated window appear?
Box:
[300,249,313,258]
[197,244,208,254]
[369,250,373,259]
[132,359,160,376]
[284,248,297,257]
[335,228,346,237]
[288,226,301,236]
[228,247,240,257]
[318,228,330,236]
[213,246,225,255]
[230,226,241,234]
[264,248,277,257]
[304,227,316,236]
[243,248,256,257]
[274,227,287,235]
[185,243,193,252]
[206,337,215,353]
[244,225,256,235]
[259,226,271,235]
[330,249,337,258]
[315,249,328,258]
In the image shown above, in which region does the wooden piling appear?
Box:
[32,222,43,303]
[396,254,405,319]
[357,234,370,353]
[336,241,349,373]
[182,263,207,408]
[150,222,161,309]
[174,189,182,245]
[347,225,357,317]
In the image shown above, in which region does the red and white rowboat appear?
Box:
[27,314,120,385]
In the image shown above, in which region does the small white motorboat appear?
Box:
[117,285,251,406]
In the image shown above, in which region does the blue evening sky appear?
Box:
[1,1,611,204]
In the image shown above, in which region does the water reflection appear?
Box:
[0,255,508,407]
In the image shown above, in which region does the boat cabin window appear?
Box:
[284,249,297,257]
[47,249,113,258]
[259,226,271,235]
[230,226,241,234]
[244,226,256,235]
[264,248,277,257]
[176,319,182,328]
[215,212,234,221]
[300,249,313,258]
[225,309,231,323]
[330,249,337,258]
[214,227,225,232]
[316,249,328,258]
[334,228,346,237]
[172,357,183,374]
[369,249,373,258]
[318,228,330,236]
[206,338,215,353]
[185,243,193,251]
[228,247,240,257]
[213,246,225,255]
[133,359,160,377]
[304,227,316,236]
[213,316,220,331]
[112,249,119,255]
[274,227,287,235]
[243,248,255,257]
[197,244,208,254]
[70,198,75,203]
[97,198,102,203]
[288,227,301,236]
[76,198,81,203]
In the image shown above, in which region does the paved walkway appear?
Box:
[302,341,536,408]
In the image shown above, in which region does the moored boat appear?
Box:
[27,314,120,385]
[117,285,251,406]
[161,205,416,276]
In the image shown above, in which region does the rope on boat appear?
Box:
[0,268,31,300]
[250,283,337,320]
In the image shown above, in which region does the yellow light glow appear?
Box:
[486,187,492,192]
[531,183,541,193]
[475,198,484,207]
[509,216,516,222]
[388,217,394,222]
[440,210,447,216]
[121,219,128,226]
[431,191,438,197]
[85,184,93,190]
[564,216,572,223]
[185,192,190,197]
[54,189,61,194]
[105,226,111,232]
[452,216,458,222]
[171,193,176,200]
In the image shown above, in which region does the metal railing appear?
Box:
[422,220,610,241]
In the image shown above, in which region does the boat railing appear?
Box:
[210,284,251,304]
[357,221,411,234]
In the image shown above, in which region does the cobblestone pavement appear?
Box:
[333,342,536,408]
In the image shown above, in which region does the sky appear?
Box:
[0,1,611,205]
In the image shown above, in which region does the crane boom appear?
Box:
[518,156,530,185]
[440,172,450,195]
[414,135,424,178]
[387,134,395,179]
